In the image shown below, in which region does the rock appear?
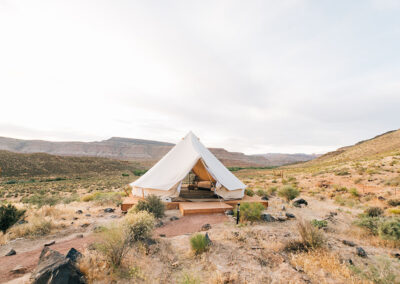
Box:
[11,265,26,274]
[66,248,82,263]
[17,219,27,225]
[110,215,118,219]
[75,210,83,214]
[261,213,275,222]
[391,252,400,260]
[76,234,84,239]
[155,220,164,228]
[73,217,79,220]
[31,247,86,284]
[285,213,295,219]
[85,214,91,217]
[201,224,211,231]
[170,216,179,221]
[281,205,286,211]
[293,198,308,208]
[44,240,55,247]
[159,234,166,237]
[342,240,356,247]
[356,247,367,258]
[6,249,16,256]
[348,259,354,265]
[261,196,269,200]
[104,208,115,213]
[205,232,212,245]
[276,216,287,222]
[378,196,386,201]
[80,223,90,228]
[226,210,234,216]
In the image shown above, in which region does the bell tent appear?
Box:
[130,132,246,200]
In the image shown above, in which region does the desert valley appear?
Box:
[0,129,399,283]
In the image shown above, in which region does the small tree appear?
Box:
[278,185,299,202]
[0,204,25,233]
[133,194,165,218]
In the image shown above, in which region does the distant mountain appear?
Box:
[252,153,320,166]
[300,129,400,167]
[0,136,271,167]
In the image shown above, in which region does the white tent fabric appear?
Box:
[130,132,246,200]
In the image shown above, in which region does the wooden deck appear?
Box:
[179,202,232,216]
[121,194,268,215]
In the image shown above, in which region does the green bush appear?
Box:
[190,233,210,254]
[234,202,264,223]
[378,218,400,241]
[124,211,155,243]
[122,173,130,177]
[278,185,299,202]
[245,188,254,197]
[354,216,380,235]
[133,169,147,176]
[387,199,400,207]
[364,207,383,217]
[256,189,268,198]
[311,219,328,229]
[349,188,360,197]
[267,186,278,196]
[97,226,130,267]
[132,195,165,218]
[0,204,25,233]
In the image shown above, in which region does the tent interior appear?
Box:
[178,159,219,201]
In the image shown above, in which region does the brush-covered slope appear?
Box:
[302,129,400,167]
[0,150,143,177]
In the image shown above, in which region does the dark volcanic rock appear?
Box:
[285,213,295,219]
[342,240,356,247]
[261,213,275,222]
[170,216,179,221]
[201,224,211,231]
[104,208,115,213]
[356,247,367,258]
[5,249,16,256]
[31,247,86,284]
[293,198,308,207]
[44,240,55,247]
[75,210,83,214]
[66,248,82,263]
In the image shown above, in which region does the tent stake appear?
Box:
[236,203,240,224]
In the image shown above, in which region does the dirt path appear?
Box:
[0,235,95,284]
[154,213,229,237]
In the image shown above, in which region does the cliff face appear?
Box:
[0,136,271,167]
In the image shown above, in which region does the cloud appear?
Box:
[0,0,399,154]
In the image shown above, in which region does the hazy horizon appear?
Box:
[1,1,399,155]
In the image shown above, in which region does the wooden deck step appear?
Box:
[179,202,232,216]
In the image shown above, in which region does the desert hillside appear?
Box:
[0,150,143,177]
[253,153,320,166]
[299,129,400,167]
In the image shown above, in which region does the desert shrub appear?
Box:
[387,199,400,207]
[378,218,400,241]
[311,219,328,229]
[190,233,210,254]
[297,219,325,249]
[82,191,123,206]
[335,169,350,176]
[354,216,380,235]
[133,169,147,176]
[22,193,60,207]
[0,204,25,233]
[349,188,360,197]
[388,208,400,215]
[179,272,200,284]
[364,207,384,217]
[245,188,254,196]
[132,195,165,218]
[256,189,268,198]
[234,202,264,223]
[96,226,130,267]
[9,218,52,238]
[123,211,155,243]
[121,173,130,177]
[349,256,398,284]
[278,185,299,202]
[267,186,278,196]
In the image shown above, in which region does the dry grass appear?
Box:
[345,226,400,249]
[291,249,365,283]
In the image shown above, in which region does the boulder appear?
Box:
[66,248,82,263]
[5,248,16,256]
[226,210,234,216]
[261,196,269,201]
[378,196,386,201]
[31,247,86,284]
[44,240,55,247]
[170,216,179,221]
[155,220,164,228]
[342,240,356,247]
[261,213,275,222]
[293,198,308,208]
[391,252,400,260]
[159,234,166,237]
[285,213,295,219]
[85,214,91,217]
[201,224,211,231]
[103,208,114,213]
[75,210,83,214]
[356,247,367,258]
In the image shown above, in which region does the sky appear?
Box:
[0,0,399,154]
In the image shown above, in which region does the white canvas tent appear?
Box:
[130,132,246,200]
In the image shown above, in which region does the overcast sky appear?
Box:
[0,0,399,154]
